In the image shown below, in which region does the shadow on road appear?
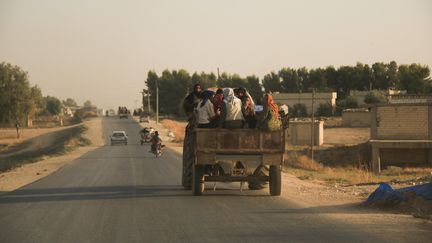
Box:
[0,184,277,204]
[0,185,190,203]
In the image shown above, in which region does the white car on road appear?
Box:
[110,131,128,145]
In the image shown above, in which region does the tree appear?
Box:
[279,68,299,92]
[308,68,328,91]
[145,70,159,112]
[245,75,263,103]
[25,85,43,123]
[387,61,399,88]
[262,72,282,93]
[398,64,431,94]
[371,62,388,90]
[63,98,77,107]
[191,72,217,90]
[158,69,191,115]
[0,62,32,125]
[45,96,62,116]
[83,100,92,107]
[217,72,233,87]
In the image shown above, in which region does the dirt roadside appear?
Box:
[0,118,104,193]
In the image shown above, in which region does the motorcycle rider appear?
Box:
[150,131,163,153]
[139,127,154,142]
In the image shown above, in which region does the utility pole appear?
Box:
[156,79,159,124]
[311,89,315,162]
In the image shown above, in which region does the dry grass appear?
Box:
[0,126,68,149]
[285,154,432,186]
[161,119,187,143]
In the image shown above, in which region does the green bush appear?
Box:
[290,104,308,117]
[336,96,358,115]
[316,103,334,116]
[364,91,387,104]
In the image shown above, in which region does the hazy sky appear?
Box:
[1,0,431,109]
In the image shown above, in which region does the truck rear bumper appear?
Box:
[197,152,283,166]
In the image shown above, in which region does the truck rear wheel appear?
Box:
[192,165,204,196]
[269,165,281,196]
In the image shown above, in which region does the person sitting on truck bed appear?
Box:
[220,88,244,129]
[257,93,281,131]
[197,90,216,128]
[237,87,257,128]
[212,89,224,125]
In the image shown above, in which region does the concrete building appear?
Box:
[350,89,406,106]
[388,94,432,104]
[273,92,337,115]
[370,103,432,173]
[342,109,371,127]
[286,120,324,146]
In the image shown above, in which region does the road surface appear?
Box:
[0,117,430,242]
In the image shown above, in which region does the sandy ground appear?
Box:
[0,118,104,193]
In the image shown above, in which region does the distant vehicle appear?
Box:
[139,115,150,123]
[110,131,128,145]
[118,106,129,119]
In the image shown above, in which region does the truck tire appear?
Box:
[269,165,281,196]
[248,166,268,190]
[192,165,204,196]
[181,127,195,190]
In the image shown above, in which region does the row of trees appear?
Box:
[262,62,431,98]
[145,61,431,116]
[145,70,263,116]
[0,62,91,127]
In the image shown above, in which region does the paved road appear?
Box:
[0,117,430,242]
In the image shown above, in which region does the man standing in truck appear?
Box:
[181,83,202,189]
[183,83,202,117]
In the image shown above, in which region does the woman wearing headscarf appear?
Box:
[197,90,216,128]
[220,88,244,129]
[237,87,256,128]
[257,93,281,131]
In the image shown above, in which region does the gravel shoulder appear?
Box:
[0,118,104,193]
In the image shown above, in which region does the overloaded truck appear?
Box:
[118,107,129,119]
[182,126,285,196]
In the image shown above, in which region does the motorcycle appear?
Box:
[140,129,154,145]
[151,142,165,157]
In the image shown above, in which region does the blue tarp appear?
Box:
[364,182,432,205]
